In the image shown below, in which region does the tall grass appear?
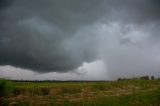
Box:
[0,79,15,96]
[0,79,160,106]
[82,88,160,106]
[49,88,160,106]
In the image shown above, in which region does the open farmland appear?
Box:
[0,79,160,106]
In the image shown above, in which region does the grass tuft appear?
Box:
[0,79,15,97]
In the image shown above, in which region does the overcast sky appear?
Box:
[0,0,160,80]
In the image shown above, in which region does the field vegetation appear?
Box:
[0,78,160,106]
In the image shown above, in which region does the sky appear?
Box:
[0,0,160,80]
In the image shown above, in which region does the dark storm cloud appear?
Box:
[0,0,13,9]
[0,0,105,72]
[0,0,160,73]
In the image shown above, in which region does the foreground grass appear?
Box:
[0,79,160,106]
[55,89,160,106]
[80,89,160,106]
[0,79,15,97]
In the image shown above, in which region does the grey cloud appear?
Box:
[0,0,105,72]
[0,0,160,76]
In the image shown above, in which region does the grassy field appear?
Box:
[0,79,160,106]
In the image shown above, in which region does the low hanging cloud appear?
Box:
[0,0,160,79]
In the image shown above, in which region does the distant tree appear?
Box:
[151,76,155,80]
[140,76,149,80]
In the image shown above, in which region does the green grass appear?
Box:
[0,79,15,97]
[81,89,160,106]
[0,79,160,106]
[48,87,160,106]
